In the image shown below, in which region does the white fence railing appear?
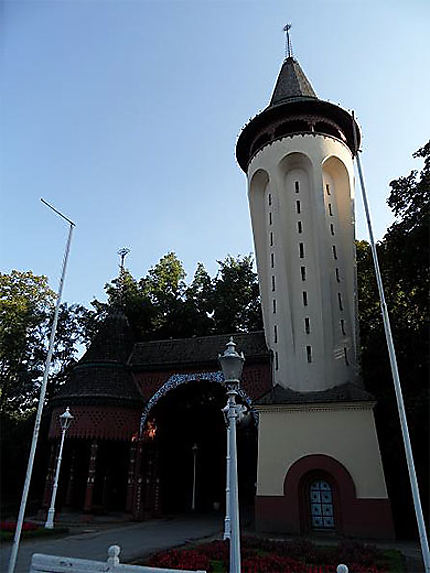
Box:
[30,544,350,573]
[30,545,206,573]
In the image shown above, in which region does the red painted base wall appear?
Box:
[256,454,395,540]
[255,495,394,539]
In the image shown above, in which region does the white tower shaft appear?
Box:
[248,135,358,392]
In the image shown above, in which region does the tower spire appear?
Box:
[283,23,293,60]
[116,248,130,309]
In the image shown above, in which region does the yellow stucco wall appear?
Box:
[256,402,388,499]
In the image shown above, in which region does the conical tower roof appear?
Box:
[270,57,317,105]
[236,50,360,171]
[53,309,141,407]
[80,310,134,365]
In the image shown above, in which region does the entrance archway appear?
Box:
[145,379,257,515]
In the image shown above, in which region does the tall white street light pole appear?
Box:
[45,407,74,529]
[219,337,245,573]
[8,199,75,573]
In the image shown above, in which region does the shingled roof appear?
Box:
[53,310,142,407]
[236,54,360,170]
[129,331,269,370]
[256,382,374,406]
[270,57,317,106]
[80,311,134,365]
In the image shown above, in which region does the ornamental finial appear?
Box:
[118,248,130,272]
[116,248,130,309]
[283,23,293,59]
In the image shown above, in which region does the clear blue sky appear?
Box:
[2,0,429,307]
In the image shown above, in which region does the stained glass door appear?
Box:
[310,480,334,529]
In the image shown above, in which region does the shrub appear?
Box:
[0,521,38,532]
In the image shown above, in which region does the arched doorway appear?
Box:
[143,379,257,515]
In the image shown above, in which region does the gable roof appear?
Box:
[129,331,269,370]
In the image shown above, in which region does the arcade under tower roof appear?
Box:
[236,53,360,171]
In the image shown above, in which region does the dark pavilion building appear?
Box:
[45,316,270,520]
[44,46,395,539]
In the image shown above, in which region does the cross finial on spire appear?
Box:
[283,23,293,59]
[118,248,130,272]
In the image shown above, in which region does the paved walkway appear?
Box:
[1,515,424,573]
[0,515,223,573]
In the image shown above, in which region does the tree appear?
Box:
[0,270,91,416]
[0,270,92,507]
[212,255,262,334]
[92,253,262,342]
[357,141,429,538]
[183,262,215,336]
[0,271,55,415]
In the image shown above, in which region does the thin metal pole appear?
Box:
[191,444,197,511]
[352,113,430,573]
[45,427,66,529]
[8,203,75,573]
[227,388,241,573]
[224,420,231,540]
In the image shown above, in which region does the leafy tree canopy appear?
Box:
[357,140,429,537]
[0,270,91,417]
[91,253,263,341]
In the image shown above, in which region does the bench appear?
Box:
[30,545,206,573]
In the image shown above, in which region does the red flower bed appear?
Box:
[146,548,210,571]
[0,521,38,533]
[146,538,389,573]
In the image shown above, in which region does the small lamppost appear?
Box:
[191,443,198,511]
[45,407,74,529]
[219,337,245,573]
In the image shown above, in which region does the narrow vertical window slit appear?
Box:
[305,317,310,334]
[296,200,301,214]
[302,291,308,306]
[340,319,346,335]
[299,243,304,258]
[295,181,300,193]
[297,221,303,234]
[306,345,312,363]
[301,266,306,281]
[332,245,337,260]
[343,347,349,365]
